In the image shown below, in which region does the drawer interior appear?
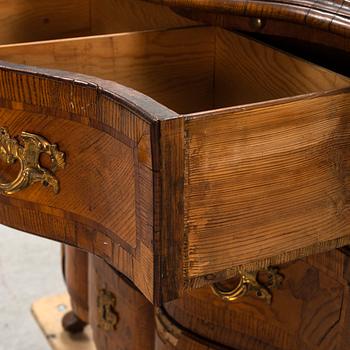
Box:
[1,16,350,304]
[0,26,347,114]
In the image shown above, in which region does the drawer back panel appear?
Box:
[0,0,193,45]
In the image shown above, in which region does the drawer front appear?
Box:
[0,64,176,303]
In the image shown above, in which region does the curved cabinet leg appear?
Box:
[89,255,155,350]
[62,245,89,333]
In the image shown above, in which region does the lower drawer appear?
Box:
[162,249,350,350]
[0,24,349,304]
[64,248,350,349]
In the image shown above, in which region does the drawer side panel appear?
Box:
[185,90,350,288]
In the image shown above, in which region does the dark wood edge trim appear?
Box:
[158,117,185,303]
[148,0,350,37]
[0,60,178,122]
[152,121,162,305]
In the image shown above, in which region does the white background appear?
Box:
[0,225,65,350]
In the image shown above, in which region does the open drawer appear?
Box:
[0,25,349,304]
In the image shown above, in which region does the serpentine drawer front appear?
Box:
[0,24,349,304]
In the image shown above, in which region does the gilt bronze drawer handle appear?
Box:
[0,128,65,195]
[211,267,284,304]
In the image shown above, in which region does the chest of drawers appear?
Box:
[1,1,350,349]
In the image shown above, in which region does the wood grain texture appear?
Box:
[90,0,195,34]
[0,63,178,303]
[146,0,350,38]
[64,246,89,323]
[164,249,350,350]
[0,27,215,114]
[0,27,347,115]
[0,109,138,247]
[184,89,350,288]
[213,27,350,107]
[89,255,155,350]
[0,0,91,45]
[158,118,185,303]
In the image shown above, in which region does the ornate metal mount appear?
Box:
[0,128,65,195]
[211,267,284,304]
[97,289,119,331]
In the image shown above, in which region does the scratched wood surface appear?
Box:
[184,89,350,289]
[90,0,194,34]
[213,28,349,107]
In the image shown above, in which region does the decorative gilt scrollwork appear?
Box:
[97,289,119,331]
[211,267,284,304]
[0,128,65,195]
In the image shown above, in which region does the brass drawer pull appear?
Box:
[0,128,65,195]
[211,267,284,304]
